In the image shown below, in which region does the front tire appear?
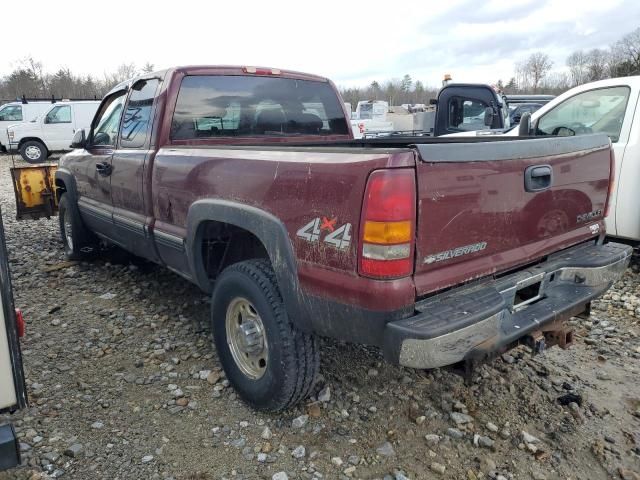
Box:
[58,194,97,260]
[19,140,47,164]
[211,259,319,411]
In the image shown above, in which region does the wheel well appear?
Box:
[18,137,47,150]
[197,220,270,280]
[55,179,67,201]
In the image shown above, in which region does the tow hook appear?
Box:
[525,330,546,355]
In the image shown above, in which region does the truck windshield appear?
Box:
[171,75,350,140]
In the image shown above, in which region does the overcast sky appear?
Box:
[5,0,639,88]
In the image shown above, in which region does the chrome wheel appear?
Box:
[24,145,42,161]
[225,297,268,380]
[63,208,74,251]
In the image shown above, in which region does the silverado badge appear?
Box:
[423,241,488,264]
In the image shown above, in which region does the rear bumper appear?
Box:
[383,241,632,369]
[0,423,20,471]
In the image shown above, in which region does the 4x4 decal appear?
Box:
[296,217,352,249]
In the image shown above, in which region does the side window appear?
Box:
[448,97,488,131]
[0,105,23,121]
[120,79,160,148]
[45,105,71,124]
[91,92,127,146]
[536,86,630,142]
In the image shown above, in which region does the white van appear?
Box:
[8,101,100,163]
[0,101,54,152]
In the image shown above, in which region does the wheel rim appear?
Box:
[225,297,268,380]
[63,209,74,251]
[25,145,41,160]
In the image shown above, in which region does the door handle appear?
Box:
[524,164,552,192]
[96,162,112,176]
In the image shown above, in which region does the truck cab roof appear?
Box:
[107,65,330,97]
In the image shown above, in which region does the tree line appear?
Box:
[0,58,154,103]
[2,27,639,107]
[341,27,640,106]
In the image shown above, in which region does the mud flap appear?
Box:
[10,164,58,220]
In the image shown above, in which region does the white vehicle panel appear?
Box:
[0,300,17,410]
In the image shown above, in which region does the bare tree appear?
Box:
[370,81,381,100]
[585,48,609,81]
[614,27,640,75]
[525,52,553,92]
[413,80,425,104]
[566,50,589,86]
[104,63,138,88]
[514,60,530,91]
[384,79,401,105]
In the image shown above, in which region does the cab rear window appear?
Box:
[171,75,349,140]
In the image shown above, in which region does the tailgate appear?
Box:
[413,135,612,296]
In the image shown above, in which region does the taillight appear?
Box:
[360,169,416,279]
[15,308,25,338]
[604,149,615,218]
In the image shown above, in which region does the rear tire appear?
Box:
[19,140,47,164]
[211,259,319,411]
[58,194,97,260]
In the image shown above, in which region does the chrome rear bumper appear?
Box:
[383,242,632,369]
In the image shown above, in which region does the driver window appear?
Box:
[536,86,630,142]
[45,105,71,124]
[92,92,127,146]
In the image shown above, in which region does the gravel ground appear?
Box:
[0,154,639,480]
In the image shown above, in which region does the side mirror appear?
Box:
[92,132,110,146]
[552,126,575,137]
[70,129,86,149]
[429,98,438,105]
[483,107,495,127]
[518,112,532,136]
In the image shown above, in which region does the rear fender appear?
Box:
[186,199,310,331]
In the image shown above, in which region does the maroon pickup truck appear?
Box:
[54,65,631,411]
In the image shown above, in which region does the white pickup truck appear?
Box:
[349,100,395,139]
[447,76,640,242]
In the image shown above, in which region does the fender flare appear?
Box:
[186,199,310,331]
[53,167,78,202]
